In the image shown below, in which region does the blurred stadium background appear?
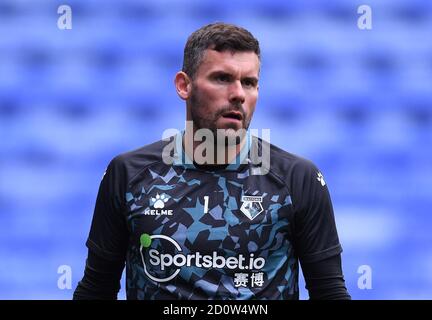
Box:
[0,0,431,299]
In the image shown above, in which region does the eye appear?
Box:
[216,74,231,82]
[242,79,256,88]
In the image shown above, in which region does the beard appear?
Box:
[189,84,251,146]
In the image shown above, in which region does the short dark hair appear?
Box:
[182,22,261,79]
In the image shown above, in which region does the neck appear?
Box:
[183,128,247,166]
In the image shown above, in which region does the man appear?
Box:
[74,22,350,300]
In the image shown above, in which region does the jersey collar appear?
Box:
[172,130,252,171]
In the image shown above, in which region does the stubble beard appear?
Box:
[189,85,251,148]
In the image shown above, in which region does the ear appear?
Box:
[174,71,192,100]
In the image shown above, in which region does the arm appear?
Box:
[73,250,125,300]
[301,254,351,300]
[73,157,129,300]
[290,160,350,300]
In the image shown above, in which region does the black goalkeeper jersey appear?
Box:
[86,132,343,300]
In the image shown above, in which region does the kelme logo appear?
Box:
[144,193,173,216]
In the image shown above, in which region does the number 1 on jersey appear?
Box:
[203,196,209,214]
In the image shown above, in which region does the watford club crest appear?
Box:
[240,195,264,220]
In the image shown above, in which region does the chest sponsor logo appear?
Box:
[139,234,266,283]
[240,195,264,220]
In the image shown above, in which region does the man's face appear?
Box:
[187,49,260,142]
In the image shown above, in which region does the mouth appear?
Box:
[221,111,243,121]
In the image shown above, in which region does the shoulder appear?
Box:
[107,136,174,179]
[114,138,171,165]
[260,139,330,212]
[251,137,324,198]
[258,138,320,182]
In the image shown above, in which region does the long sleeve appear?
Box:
[73,249,125,300]
[290,160,350,299]
[74,157,129,299]
[301,254,351,300]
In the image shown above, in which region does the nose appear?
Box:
[228,81,245,105]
